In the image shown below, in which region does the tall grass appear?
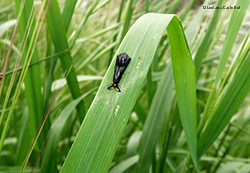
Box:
[0,0,250,172]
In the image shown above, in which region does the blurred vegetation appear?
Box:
[0,0,250,172]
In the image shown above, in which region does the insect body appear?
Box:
[107,52,131,92]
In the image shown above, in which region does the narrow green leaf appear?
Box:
[137,62,175,172]
[41,89,96,172]
[222,30,250,87]
[109,0,125,61]
[124,131,142,158]
[145,0,149,13]
[43,0,77,116]
[109,155,138,173]
[69,0,100,48]
[0,166,39,173]
[16,108,32,164]
[120,0,134,41]
[15,0,46,147]
[62,0,77,31]
[51,75,103,91]
[0,20,16,38]
[167,0,181,14]
[167,17,198,170]
[0,39,20,55]
[46,0,86,119]
[61,13,198,172]
[215,0,250,84]
[198,0,250,140]
[194,0,223,77]
[0,0,46,154]
[198,52,250,157]
[179,0,195,20]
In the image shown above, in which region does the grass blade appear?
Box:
[16,109,32,164]
[46,0,86,119]
[15,0,46,147]
[109,155,138,173]
[198,0,250,134]
[167,17,198,170]
[0,0,47,153]
[120,0,134,42]
[198,52,250,157]
[194,0,223,77]
[62,0,77,31]
[61,13,198,172]
[41,88,96,172]
[137,62,175,172]
[0,20,16,38]
[109,0,125,61]
[69,0,100,48]
[215,0,250,84]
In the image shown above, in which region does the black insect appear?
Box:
[107,52,131,92]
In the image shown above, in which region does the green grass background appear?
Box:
[0,0,250,172]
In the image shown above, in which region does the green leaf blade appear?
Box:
[137,62,175,172]
[46,0,86,119]
[167,16,198,170]
[198,52,250,157]
[61,13,198,172]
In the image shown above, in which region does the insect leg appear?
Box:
[107,85,113,90]
[115,86,121,92]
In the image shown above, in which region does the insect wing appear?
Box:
[113,53,131,83]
